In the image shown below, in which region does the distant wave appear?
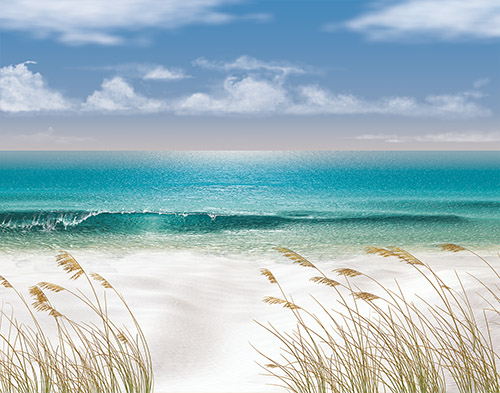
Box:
[0,210,468,233]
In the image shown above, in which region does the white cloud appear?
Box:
[15,127,93,144]
[342,0,500,40]
[473,78,490,89]
[355,132,500,143]
[287,85,490,119]
[142,66,191,81]
[175,75,288,114]
[193,55,305,76]
[0,61,72,112]
[0,0,259,45]
[83,77,164,112]
[0,60,493,119]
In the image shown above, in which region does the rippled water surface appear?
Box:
[0,151,498,257]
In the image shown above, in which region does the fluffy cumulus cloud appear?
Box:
[340,0,500,40]
[0,0,260,45]
[0,61,71,112]
[355,132,500,143]
[0,60,493,119]
[83,77,164,112]
[175,75,288,114]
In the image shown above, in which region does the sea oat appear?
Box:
[334,268,363,277]
[0,275,13,288]
[90,272,113,289]
[260,268,278,285]
[29,285,51,312]
[352,291,380,301]
[283,301,301,310]
[310,276,340,288]
[56,252,85,280]
[38,282,65,293]
[275,247,315,268]
[263,296,287,306]
[117,331,129,344]
[366,246,394,258]
[440,243,467,253]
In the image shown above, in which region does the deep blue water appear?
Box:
[0,151,498,256]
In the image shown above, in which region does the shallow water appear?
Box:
[0,151,498,257]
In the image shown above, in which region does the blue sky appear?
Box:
[0,0,499,149]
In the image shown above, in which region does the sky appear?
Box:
[0,0,499,150]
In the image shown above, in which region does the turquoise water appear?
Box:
[0,151,498,257]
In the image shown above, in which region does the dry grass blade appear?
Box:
[260,268,277,285]
[258,245,499,393]
[334,268,363,277]
[90,273,113,289]
[310,276,340,288]
[275,247,315,268]
[439,243,467,253]
[0,254,154,393]
[56,252,84,280]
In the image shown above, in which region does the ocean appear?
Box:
[0,151,498,258]
[0,150,499,392]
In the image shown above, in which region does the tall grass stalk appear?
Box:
[0,252,153,393]
[258,245,499,392]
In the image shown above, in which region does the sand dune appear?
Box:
[0,248,498,392]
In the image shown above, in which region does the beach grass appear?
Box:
[258,245,500,393]
[0,252,153,393]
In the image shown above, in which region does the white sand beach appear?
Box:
[0,248,499,392]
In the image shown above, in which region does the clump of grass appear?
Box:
[0,252,153,393]
[258,245,500,392]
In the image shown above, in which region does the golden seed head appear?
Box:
[282,301,300,310]
[365,246,394,258]
[366,246,424,266]
[90,273,113,289]
[388,247,424,266]
[260,268,278,285]
[38,282,65,293]
[334,268,363,278]
[56,252,84,280]
[310,276,340,288]
[265,363,278,368]
[352,291,380,301]
[439,243,466,253]
[117,331,129,344]
[262,296,300,309]
[29,285,49,304]
[263,296,287,306]
[275,247,315,268]
[0,276,13,289]
[49,309,63,318]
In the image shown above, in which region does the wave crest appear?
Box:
[0,210,468,233]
